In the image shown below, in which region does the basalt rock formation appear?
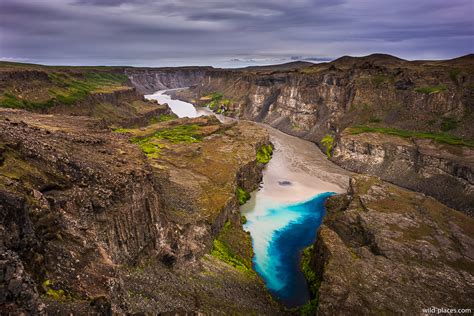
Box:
[306,175,474,315]
[0,109,281,314]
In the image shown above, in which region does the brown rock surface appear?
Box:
[0,108,281,314]
[307,175,474,315]
[333,131,474,214]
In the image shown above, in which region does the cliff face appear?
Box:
[333,131,474,215]
[0,66,173,127]
[307,175,474,315]
[0,109,169,313]
[0,109,280,314]
[184,55,474,140]
[173,54,474,214]
[126,67,211,94]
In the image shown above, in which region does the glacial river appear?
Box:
[145,90,350,307]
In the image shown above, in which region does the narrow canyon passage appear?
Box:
[146,90,350,307]
[241,126,350,306]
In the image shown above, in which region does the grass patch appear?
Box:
[149,114,177,125]
[204,92,231,113]
[0,93,55,109]
[414,85,447,94]
[131,137,163,158]
[152,124,202,143]
[300,298,318,316]
[301,246,319,295]
[137,141,162,158]
[112,127,133,133]
[211,239,250,272]
[237,187,250,205]
[130,124,202,158]
[256,144,273,164]
[205,92,223,110]
[349,126,474,147]
[321,134,334,158]
[0,71,128,109]
[159,114,178,122]
[42,280,68,301]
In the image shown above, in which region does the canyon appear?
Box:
[0,55,473,314]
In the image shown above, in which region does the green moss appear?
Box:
[204,92,231,113]
[299,245,321,315]
[130,124,202,158]
[211,239,250,272]
[301,246,319,294]
[130,136,162,158]
[256,144,273,164]
[112,127,133,133]
[300,298,318,316]
[42,280,68,301]
[205,92,223,110]
[0,93,55,109]
[414,85,447,94]
[138,141,162,158]
[237,187,250,205]
[349,125,474,147]
[241,215,247,225]
[153,124,202,143]
[321,134,334,158]
[158,114,178,122]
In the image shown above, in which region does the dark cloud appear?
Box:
[0,0,472,67]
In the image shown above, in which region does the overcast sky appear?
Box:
[0,0,473,67]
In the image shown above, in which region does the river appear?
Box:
[145,90,350,307]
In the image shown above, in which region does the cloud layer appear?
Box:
[1,0,472,67]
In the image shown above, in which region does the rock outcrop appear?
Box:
[126,67,211,94]
[332,131,474,215]
[0,65,173,127]
[306,175,474,315]
[0,109,281,314]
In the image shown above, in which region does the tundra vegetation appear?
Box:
[0,72,128,109]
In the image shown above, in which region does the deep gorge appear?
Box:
[154,55,474,215]
[1,55,473,314]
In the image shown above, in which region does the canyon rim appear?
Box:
[1,0,473,315]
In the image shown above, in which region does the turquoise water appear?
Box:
[243,192,335,307]
[149,92,348,307]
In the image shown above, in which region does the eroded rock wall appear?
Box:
[307,175,474,315]
[126,67,211,94]
[0,109,277,314]
[332,132,474,214]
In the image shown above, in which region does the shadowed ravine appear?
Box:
[146,90,350,307]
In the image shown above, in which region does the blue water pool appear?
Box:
[243,191,335,307]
